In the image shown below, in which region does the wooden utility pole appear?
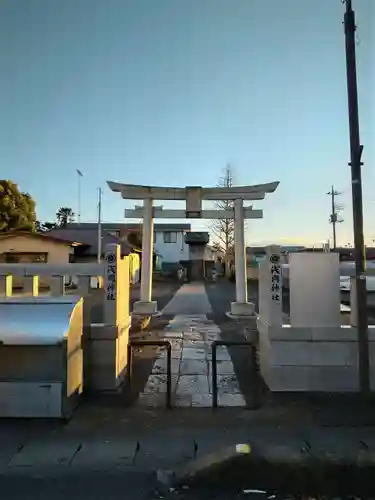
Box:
[343,0,369,394]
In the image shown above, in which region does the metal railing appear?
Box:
[127,340,172,409]
[211,340,260,410]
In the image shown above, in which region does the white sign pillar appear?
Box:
[230,198,255,317]
[133,198,158,315]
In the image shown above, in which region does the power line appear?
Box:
[327,185,344,249]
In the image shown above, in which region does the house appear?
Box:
[0,231,82,288]
[0,231,81,264]
[49,225,141,284]
[57,222,191,272]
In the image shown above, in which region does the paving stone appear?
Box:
[143,374,178,394]
[152,357,180,375]
[217,374,241,394]
[176,375,210,395]
[182,347,207,360]
[156,344,182,359]
[134,435,193,467]
[8,440,80,467]
[183,332,205,341]
[163,331,183,339]
[206,333,221,342]
[137,393,167,408]
[171,349,183,360]
[208,360,235,375]
[72,439,136,467]
[0,433,25,467]
[183,340,206,349]
[207,347,232,361]
[180,359,208,375]
[191,393,213,407]
[217,393,247,407]
[173,394,192,407]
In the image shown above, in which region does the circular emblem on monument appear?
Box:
[106,253,115,263]
[270,254,280,264]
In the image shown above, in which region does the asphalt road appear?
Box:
[0,472,270,500]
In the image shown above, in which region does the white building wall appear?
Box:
[154,230,189,263]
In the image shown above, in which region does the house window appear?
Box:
[2,252,48,263]
[3,253,19,263]
[163,232,177,244]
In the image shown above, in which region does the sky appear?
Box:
[0,0,374,246]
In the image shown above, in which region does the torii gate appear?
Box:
[107,181,279,317]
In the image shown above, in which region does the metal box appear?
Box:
[0,296,84,418]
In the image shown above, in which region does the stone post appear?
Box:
[51,275,65,296]
[88,243,131,392]
[24,275,39,296]
[0,275,12,297]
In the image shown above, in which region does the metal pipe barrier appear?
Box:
[211,340,260,410]
[127,340,172,409]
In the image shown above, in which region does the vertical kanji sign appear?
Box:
[106,250,117,300]
[269,253,281,302]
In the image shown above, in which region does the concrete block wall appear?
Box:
[0,244,132,395]
[257,248,375,393]
[86,319,131,392]
[257,319,375,392]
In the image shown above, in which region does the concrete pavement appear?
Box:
[161,282,212,316]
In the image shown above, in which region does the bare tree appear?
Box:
[210,165,238,277]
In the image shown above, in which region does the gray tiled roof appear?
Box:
[49,227,132,256]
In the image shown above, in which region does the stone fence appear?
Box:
[0,243,131,393]
[257,246,375,393]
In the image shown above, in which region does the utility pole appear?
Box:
[327,185,343,249]
[97,187,102,263]
[343,0,369,394]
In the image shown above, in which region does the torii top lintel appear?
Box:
[106,181,279,201]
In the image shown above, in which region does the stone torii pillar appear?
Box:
[133,198,158,315]
[230,198,253,316]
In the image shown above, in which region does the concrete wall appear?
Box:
[258,321,375,392]
[256,248,375,393]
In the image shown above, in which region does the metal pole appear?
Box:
[76,169,83,224]
[97,188,102,263]
[78,174,81,224]
[343,0,369,394]
[331,186,337,249]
